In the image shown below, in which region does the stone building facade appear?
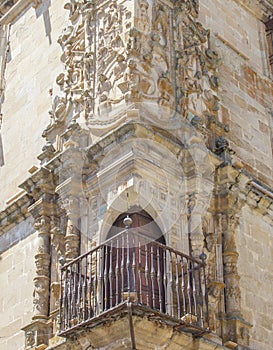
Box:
[0,0,273,349]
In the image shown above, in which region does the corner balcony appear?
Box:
[59,229,210,345]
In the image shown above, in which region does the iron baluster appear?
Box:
[187,259,193,322]
[163,248,168,315]
[138,240,143,304]
[109,241,113,308]
[145,243,149,306]
[72,264,77,321]
[121,234,125,301]
[98,246,104,313]
[126,230,131,300]
[104,245,109,311]
[115,237,120,306]
[132,235,136,301]
[157,245,163,313]
[88,253,93,319]
[180,256,187,317]
[192,262,198,321]
[197,263,204,328]
[94,249,98,316]
[169,250,174,317]
[175,253,181,319]
[77,260,82,322]
[150,243,156,309]
[82,257,87,321]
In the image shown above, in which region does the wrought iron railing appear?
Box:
[59,229,209,333]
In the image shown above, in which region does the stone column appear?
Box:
[32,215,51,320]
[63,196,81,262]
[55,145,84,263]
[21,209,52,350]
[216,165,252,348]
[19,167,55,349]
[221,211,241,317]
[188,192,204,257]
[49,216,66,337]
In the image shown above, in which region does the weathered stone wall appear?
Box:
[199,0,273,186]
[0,0,67,210]
[0,218,36,350]
[237,205,273,350]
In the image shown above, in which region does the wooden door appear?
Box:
[104,210,166,312]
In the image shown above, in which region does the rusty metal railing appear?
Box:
[59,229,209,333]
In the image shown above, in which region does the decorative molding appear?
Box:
[259,0,273,21]
[215,33,250,61]
[0,0,34,25]
[0,192,31,234]
[233,0,273,21]
[44,0,221,141]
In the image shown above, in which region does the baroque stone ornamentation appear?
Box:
[43,0,221,140]
[214,164,252,347]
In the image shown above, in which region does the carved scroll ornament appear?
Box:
[43,0,221,138]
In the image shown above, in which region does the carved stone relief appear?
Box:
[174,1,221,125]
[43,0,221,140]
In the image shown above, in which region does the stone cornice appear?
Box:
[223,165,273,222]
[0,191,31,234]
[0,0,39,25]
[85,122,184,163]
[259,0,273,20]
[1,124,273,236]
[233,0,273,21]
[245,180,273,219]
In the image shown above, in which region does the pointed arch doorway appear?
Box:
[104,209,166,312]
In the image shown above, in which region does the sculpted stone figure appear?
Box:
[44,0,220,140]
[26,331,35,348]
[33,277,48,317]
[138,0,150,34]
[49,96,71,125]
[98,74,112,107]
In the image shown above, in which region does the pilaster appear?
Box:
[55,144,85,263]
[20,168,56,349]
[215,164,252,348]
[32,215,51,320]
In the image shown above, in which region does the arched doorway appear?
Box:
[104,209,166,312]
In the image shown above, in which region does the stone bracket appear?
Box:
[22,320,52,350]
[222,316,252,348]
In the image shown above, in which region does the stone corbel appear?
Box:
[22,321,51,350]
[37,142,56,166]
[223,317,252,349]
[32,0,43,9]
